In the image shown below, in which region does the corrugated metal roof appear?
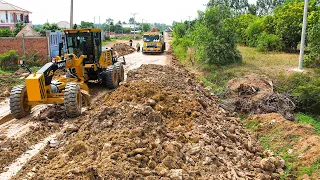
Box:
[0,0,31,13]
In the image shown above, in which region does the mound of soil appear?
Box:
[14,65,283,179]
[221,74,296,120]
[149,28,160,32]
[247,113,320,179]
[112,43,136,57]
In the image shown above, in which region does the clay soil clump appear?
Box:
[14,65,283,179]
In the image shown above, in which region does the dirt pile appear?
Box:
[149,28,160,32]
[220,74,296,120]
[112,43,135,57]
[246,113,320,179]
[14,65,283,179]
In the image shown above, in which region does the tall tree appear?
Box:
[13,22,26,36]
[129,17,135,24]
[256,0,285,16]
[79,21,94,28]
[141,23,151,32]
[207,0,249,14]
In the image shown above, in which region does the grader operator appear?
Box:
[9,28,125,119]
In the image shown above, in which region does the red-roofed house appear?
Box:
[0,0,31,30]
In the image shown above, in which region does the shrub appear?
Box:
[276,72,320,115]
[245,18,264,47]
[0,50,20,70]
[192,5,242,66]
[274,1,304,52]
[234,14,259,45]
[0,28,13,37]
[257,32,283,52]
[304,23,320,67]
[172,36,192,60]
[293,84,320,114]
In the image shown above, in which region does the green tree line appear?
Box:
[173,0,320,67]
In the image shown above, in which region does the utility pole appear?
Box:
[131,13,138,39]
[70,0,73,29]
[187,16,192,31]
[298,0,308,71]
[99,16,101,28]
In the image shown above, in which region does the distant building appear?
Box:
[57,21,70,29]
[0,0,31,30]
[122,24,140,29]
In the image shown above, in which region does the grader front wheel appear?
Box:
[9,85,31,119]
[103,66,119,89]
[64,83,82,118]
[114,62,124,83]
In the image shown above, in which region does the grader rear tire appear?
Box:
[103,66,119,89]
[114,62,124,83]
[9,85,31,119]
[64,83,82,118]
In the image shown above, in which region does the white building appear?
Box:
[122,24,140,29]
[57,21,70,29]
[0,0,31,30]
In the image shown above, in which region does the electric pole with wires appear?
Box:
[131,13,138,39]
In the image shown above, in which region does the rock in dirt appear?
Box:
[221,74,296,120]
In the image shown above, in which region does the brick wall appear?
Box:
[0,37,48,56]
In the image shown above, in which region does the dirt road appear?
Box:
[0,33,171,179]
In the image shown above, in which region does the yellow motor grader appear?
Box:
[10,28,125,119]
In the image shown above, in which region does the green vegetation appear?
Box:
[172,0,320,116]
[0,28,13,37]
[102,39,116,46]
[13,22,26,36]
[34,22,61,36]
[299,158,320,176]
[0,50,20,70]
[296,113,320,134]
[173,4,241,67]
[243,117,320,179]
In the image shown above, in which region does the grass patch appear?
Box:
[296,113,320,134]
[0,69,15,74]
[299,158,320,176]
[102,39,116,46]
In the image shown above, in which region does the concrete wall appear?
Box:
[0,37,48,56]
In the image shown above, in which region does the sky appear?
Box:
[9,0,257,25]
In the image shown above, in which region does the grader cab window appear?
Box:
[66,32,95,62]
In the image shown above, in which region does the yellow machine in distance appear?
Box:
[142,31,166,53]
[10,28,125,119]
